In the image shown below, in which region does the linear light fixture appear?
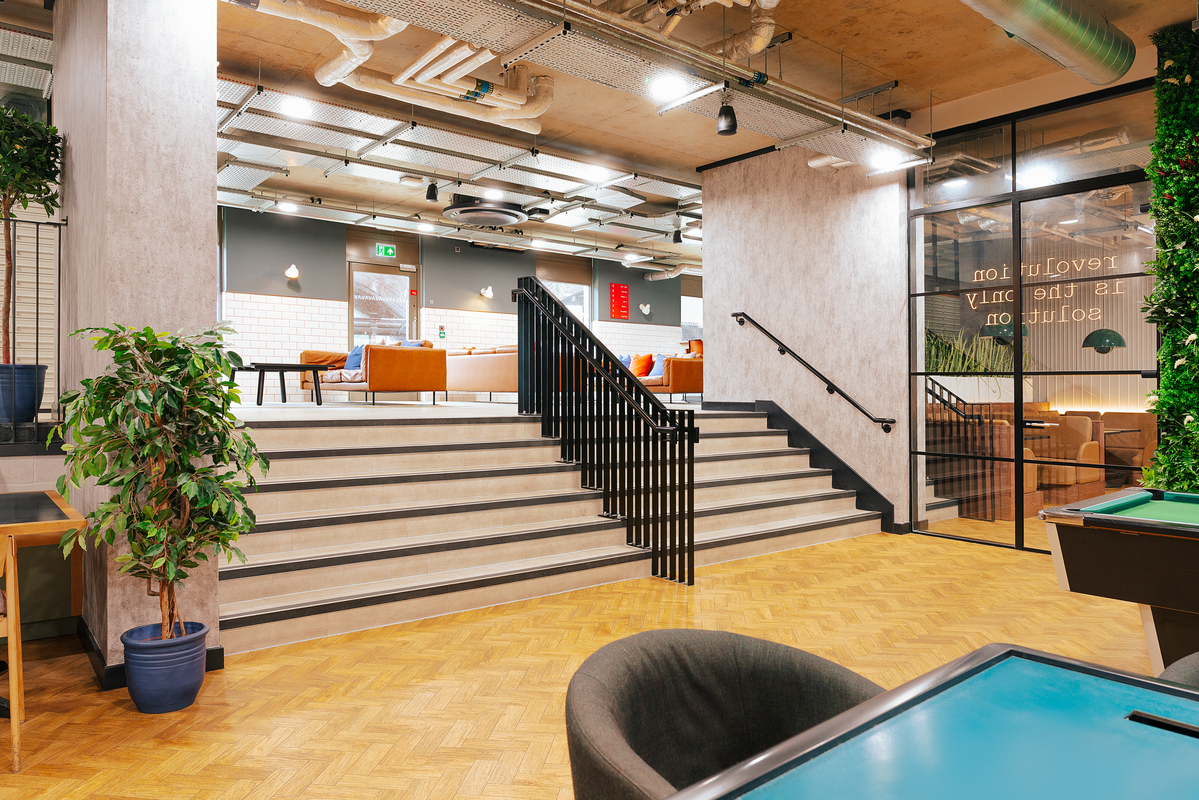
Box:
[657,81,727,116]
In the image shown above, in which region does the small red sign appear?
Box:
[610,283,629,319]
[410,289,418,296]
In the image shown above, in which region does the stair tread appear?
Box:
[226,515,620,567]
[252,485,598,526]
[694,488,852,513]
[695,466,832,484]
[259,437,557,457]
[694,508,881,542]
[695,447,809,460]
[254,460,576,489]
[219,545,638,617]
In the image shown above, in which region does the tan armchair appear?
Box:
[1026,414,1104,503]
[1100,411,1157,485]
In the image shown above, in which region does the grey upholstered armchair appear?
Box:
[1161,650,1199,688]
[564,629,884,800]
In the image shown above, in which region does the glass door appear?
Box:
[350,262,419,345]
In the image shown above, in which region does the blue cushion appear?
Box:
[401,340,425,348]
[618,354,632,368]
[344,344,365,370]
[648,354,666,378]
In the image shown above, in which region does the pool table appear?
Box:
[667,644,1199,800]
[1042,488,1199,674]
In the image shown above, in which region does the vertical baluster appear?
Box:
[686,409,695,585]
[667,410,677,582]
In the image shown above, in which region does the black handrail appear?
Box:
[730,311,896,432]
[515,276,699,585]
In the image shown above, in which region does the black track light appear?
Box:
[716,102,738,136]
[425,183,438,202]
[672,229,683,244]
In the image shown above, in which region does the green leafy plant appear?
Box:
[1144,24,1199,492]
[0,106,62,363]
[54,323,268,639]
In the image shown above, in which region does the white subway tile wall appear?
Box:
[221,292,349,404]
[420,307,518,351]
[592,321,686,359]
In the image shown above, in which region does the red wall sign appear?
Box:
[610,283,629,319]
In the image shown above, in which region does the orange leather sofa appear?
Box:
[638,356,703,397]
[446,346,518,393]
[300,343,447,398]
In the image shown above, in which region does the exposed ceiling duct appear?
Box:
[643,263,685,281]
[220,0,557,134]
[703,0,780,61]
[958,0,1135,86]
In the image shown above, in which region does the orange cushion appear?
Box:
[688,339,703,356]
[300,350,348,368]
[630,354,654,377]
[495,345,519,354]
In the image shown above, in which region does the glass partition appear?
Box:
[919,124,1012,207]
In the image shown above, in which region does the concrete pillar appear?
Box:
[53,0,220,680]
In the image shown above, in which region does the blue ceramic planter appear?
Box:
[120,621,208,714]
[0,363,47,424]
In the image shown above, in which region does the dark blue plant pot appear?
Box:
[0,363,47,424]
[120,621,209,714]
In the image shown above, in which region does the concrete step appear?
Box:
[255,438,561,480]
[219,546,649,654]
[695,429,789,455]
[693,468,835,503]
[694,489,860,534]
[695,510,883,567]
[693,448,810,479]
[244,416,544,450]
[690,411,771,434]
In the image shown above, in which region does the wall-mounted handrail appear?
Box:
[516,276,698,585]
[731,312,896,432]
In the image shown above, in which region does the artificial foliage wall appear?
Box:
[1146,24,1199,491]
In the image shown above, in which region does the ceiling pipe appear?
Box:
[704,0,781,61]
[958,0,1134,85]
[643,263,685,280]
[807,153,854,173]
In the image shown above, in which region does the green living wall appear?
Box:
[1145,24,1199,491]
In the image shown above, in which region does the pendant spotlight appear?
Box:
[425,182,438,202]
[716,93,738,136]
[672,229,683,244]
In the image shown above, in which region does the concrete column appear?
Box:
[54,0,219,675]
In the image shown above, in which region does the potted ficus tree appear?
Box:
[54,322,268,714]
[0,106,62,430]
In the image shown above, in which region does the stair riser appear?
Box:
[694,453,809,479]
[695,518,880,567]
[924,504,961,522]
[693,416,769,434]
[249,470,581,515]
[220,526,626,605]
[254,444,562,480]
[239,497,607,559]
[695,434,788,455]
[696,473,833,503]
[694,494,860,533]
[246,421,544,450]
[219,559,647,654]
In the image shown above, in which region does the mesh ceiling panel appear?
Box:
[0,27,53,64]
[233,112,372,152]
[254,88,400,136]
[217,163,280,192]
[0,62,51,94]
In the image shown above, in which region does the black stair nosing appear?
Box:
[222,518,625,580]
[254,461,581,493]
[261,437,560,460]
[245,414,540,430]
[695,489,856,518]
[219,549,650,630]
[696,468,833,489]
[926,498,960,511]
[695,448,810,463]
[251,489,602,533]
[694,511,883,552]
[700,429,788,440]
[693,410,768,419]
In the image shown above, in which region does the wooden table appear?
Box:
[236,363,331,406]
[0,490,84,718]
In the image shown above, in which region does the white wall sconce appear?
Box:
[480,286,494,299]
[639,303,652,315]
[285,264,300,279]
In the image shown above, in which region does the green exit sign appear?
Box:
[375,243,396,258]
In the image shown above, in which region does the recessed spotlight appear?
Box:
[483,188,504,200]
[279,96,313,119]
[532,239,549,248]
[649,74,689,102]
[1059,219,1080,225]
[277,201,298,212]
[418,222,435,232]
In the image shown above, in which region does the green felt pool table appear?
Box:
[1043,489,1199,675]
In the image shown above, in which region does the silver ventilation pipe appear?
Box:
[643,263,686,281]
[704,0,780,61]
[958,0,1134,86]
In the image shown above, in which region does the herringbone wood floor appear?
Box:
[1,531,1151,798]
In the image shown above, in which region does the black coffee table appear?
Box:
[238,363,331,405]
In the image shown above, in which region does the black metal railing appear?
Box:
[1,215,64,450]
[924,377,999,521]
[515,276,699,585]
[731,311,895,432]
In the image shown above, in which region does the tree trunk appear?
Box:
[1,197,12,365]
[159,580,181,640]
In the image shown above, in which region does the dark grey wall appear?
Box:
[422,237,534,314]
[222,207,348,302]
[593,259,682,326]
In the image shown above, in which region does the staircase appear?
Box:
[219,408,882,653]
